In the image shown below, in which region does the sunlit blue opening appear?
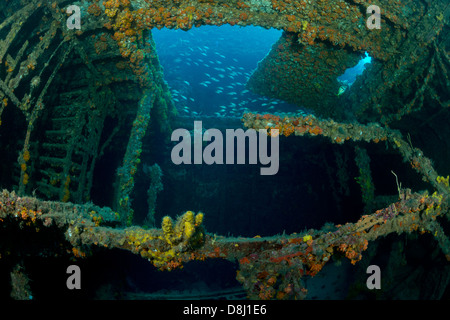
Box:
[337,52,372,86]
[152,25,303,117]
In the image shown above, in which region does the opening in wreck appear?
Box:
[152,25,301,117]
[0,0,449,301]
[337,52,372,88]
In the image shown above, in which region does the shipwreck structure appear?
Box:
[0,0,449,299]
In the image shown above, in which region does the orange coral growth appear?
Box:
[286,15,296,22]
[282,123,295,137]
[88,3,102,16]
[23,151,30,162]
[72,247,86,258]
[242,112,395,146]
[308,126,323,135]
[23,173,29,185]
[239,12,248,21]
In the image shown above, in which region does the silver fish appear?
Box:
[337,85,347,96]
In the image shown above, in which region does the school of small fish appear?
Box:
[153,27,311,119]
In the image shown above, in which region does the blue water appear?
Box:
[337,52,372,86]
[152,25,301,117]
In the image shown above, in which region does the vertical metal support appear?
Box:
[116,90,154,226]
